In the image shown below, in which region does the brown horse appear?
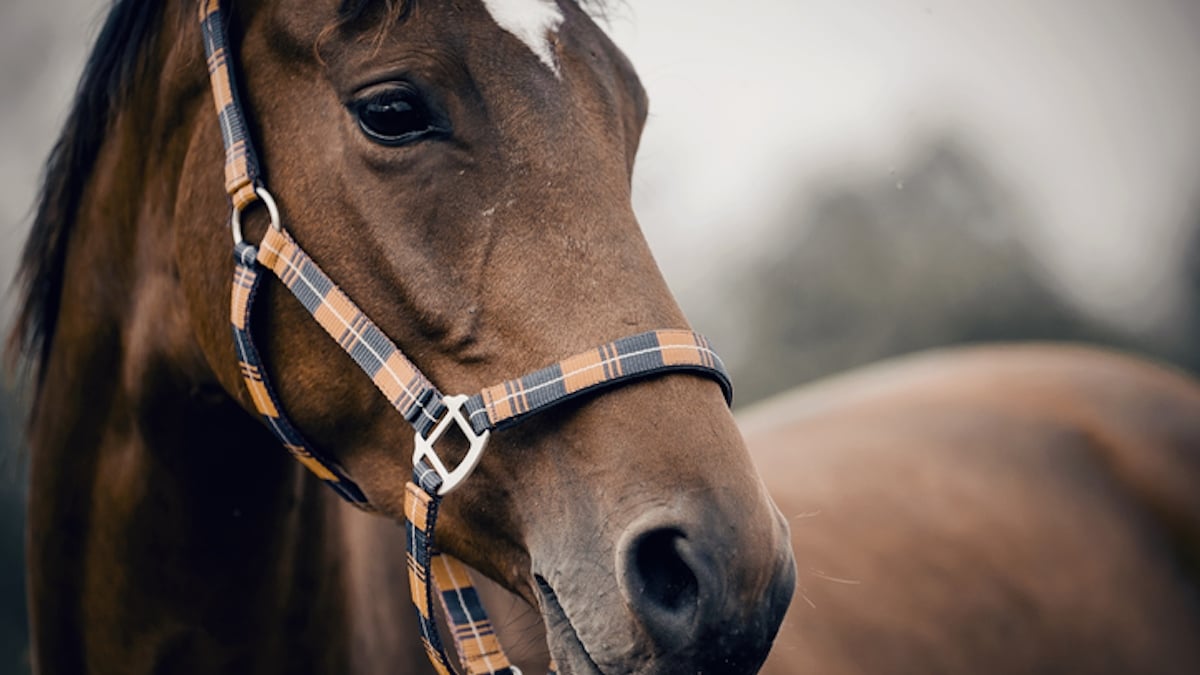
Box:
[748,344,1200,673]
[9,1,794,673]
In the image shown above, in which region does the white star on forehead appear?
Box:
[481,0,564,76]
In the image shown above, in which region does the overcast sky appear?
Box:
[3,0,1199,331]
[605,0,1200,330]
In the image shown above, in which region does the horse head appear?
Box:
[18,1,795,672]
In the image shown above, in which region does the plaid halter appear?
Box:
[200,2,733,673]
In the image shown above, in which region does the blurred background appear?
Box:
[2,0,1199,671]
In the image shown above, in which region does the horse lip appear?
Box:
[534,574,604,675]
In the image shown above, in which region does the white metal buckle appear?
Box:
[412,394,491,496]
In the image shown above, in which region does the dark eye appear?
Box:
[352,84,447,146]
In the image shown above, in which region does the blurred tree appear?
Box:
[713,135,1128,405]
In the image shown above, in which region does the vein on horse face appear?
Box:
[481,0,564,76]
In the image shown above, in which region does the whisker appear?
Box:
[798,584,817,609]
[809,568,861,585]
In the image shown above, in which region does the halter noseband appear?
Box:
[200,2,733,673]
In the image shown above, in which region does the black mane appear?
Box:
[8,0,165,379]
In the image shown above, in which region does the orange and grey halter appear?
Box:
[200,2,733,673]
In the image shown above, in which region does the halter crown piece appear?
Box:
[200,2,734,673]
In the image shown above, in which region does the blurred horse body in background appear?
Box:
[747,343,1200,673]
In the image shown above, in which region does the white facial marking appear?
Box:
[481,0,564,76]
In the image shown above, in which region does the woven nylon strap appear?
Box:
[199,0,259,210]
[203,2,731,673]
[407,465,523,675]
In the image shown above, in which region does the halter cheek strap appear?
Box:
[201,2,733,674]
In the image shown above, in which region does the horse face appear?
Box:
[222,0,794,671]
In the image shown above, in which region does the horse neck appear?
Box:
[24,6,421,673]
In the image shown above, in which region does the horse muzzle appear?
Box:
[532,496,796,675]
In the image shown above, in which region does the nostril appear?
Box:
[637,530,699,613]
[614,516,787,671]
[622,527,707,641]
[633,529,698,613]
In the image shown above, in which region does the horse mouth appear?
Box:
[534,575,604,675]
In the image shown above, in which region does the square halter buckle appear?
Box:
[412,395,491,496]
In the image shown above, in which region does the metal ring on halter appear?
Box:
[231,186,282,245]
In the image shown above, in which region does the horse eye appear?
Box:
[352,85,446,146]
